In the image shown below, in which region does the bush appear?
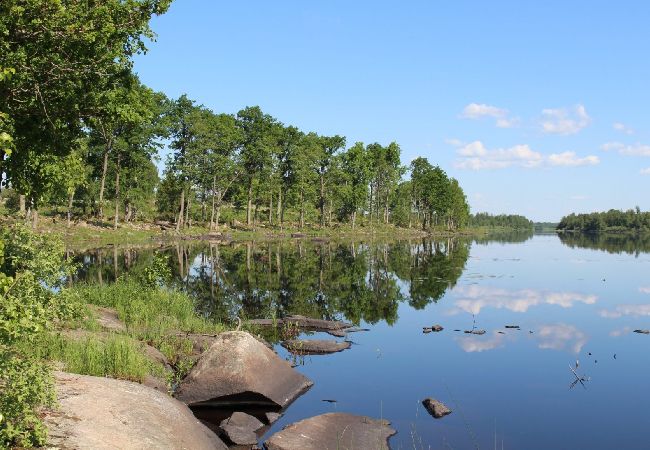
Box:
[0,225,81,447]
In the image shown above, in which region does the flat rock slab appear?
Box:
[284,315,352,331]
[92,306,126,332]
[264,413,396,450]
[281,339,351,355]
[220,411,264,446]
[175,331,313,408]
[45,372,227,450]
[422,398,452,419]
[326,327,370,337]
[464,329,486,335]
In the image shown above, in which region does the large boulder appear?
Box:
[264,413,396,450]
[175,331,313,408]
[44,372,227,450]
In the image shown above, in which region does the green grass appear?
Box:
[27,333,159,383]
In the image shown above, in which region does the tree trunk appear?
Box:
[98,144,110,220]
[19,194,25,217]
[215,204,221,229]
[209,176,217,230]
[66,191,74,228]
[277,188,282,226]
[268,194,273,225]
[113,153,120,230]
[185,192,191,228]
[300,191,305,228]
[352,210,356,229]
[246,177,253,226]
[319,173,325,226]
[176,188,185,232]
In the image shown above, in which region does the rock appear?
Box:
[44,372,227,450]
[284,314,352,331]
[175,331,313,409]
[432,324,444,332]
[326,326,370,337]
[248,318,283,327]
[464,329,486,335]
[291,233,306,238]
[634,329,650,334]
[422,398,452,419]
[264,413,396,450]
[220,412,264,446]
[423,327,432,334]
[143,344,172,370]
[92,306,126,332]
[505,325,520,329]
[281,339,351,355]
[266,412,282,425]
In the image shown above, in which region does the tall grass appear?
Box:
[27,333,159,383]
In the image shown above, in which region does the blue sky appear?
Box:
[133,0,650,222]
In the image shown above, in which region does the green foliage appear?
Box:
[0,226,82,447]
[557,208,650,233]
[468,212,533,230]
[141,253,173,288]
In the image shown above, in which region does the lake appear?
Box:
[72,232,650,449]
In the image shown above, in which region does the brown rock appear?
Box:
[281,339,351,355]
[422,398,452,419]
[264,413,395,450]
[175,331,312,408]
[45,372,227,450]
[432,324,444,332]
[220,412,264,446]
[265,412,282,425]
[92,306,126,332]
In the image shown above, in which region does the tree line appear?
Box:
[468,213,533,230]
[0,1,473,232]
[557,208,650,233]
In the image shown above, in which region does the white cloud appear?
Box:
[453,141,599,171]
[599,304,650,319]
[536,323,587,354]
[640,168,650,175]
[570,195,588,201]
[460,103,518,128]
[640,287,650,294]
[601,142,650,156]
[613,122,635,135]
[548,151,600,167]
[540,104,591,135]
[450,285,597,315]
[445,138,463,147]
[456,332,506,353]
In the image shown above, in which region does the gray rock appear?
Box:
[423,327,433,334]
[220,412,264,446]
[44,372,227,450]
[634,329,650,334]
[284,314,352,331]
[464,329,486,335]
[264,412,396,450]
[422,398,452,419]
[281,339,351,355]
[175,331,313,408]
[265,412,282,425]
[92,306,126,332]
[432,324,444,332]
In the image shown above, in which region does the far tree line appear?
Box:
[557,208,650,233]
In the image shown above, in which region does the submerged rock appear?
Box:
[45,372,227,450]
[326,326,370,337]
[175,331,313,409]
[264,412,396,450]
[464,329,486,335]
[422,398,452,419]
[284,314,353,331]
[281,339,351,355]
[423,327,433,334]
[219,411,264,446]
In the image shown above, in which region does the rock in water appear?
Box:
[464,329,486,335]
[219,411,264,446]
[282,339,351,355]
[175,331,313,408]
[432,324,444,332]
[44,372,227,450]
[264,413,396,450]
[422,398,452,419]
[634,329,650,334]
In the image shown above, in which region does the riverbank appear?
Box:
[0,215,532,250]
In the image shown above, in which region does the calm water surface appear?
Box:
[74,233,650,449]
